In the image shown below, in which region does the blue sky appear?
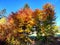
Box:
[0,0,60,26]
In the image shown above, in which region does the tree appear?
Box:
[42,3,56,36]
[0,9,6,18]
[24,3,30,9]
[0,3,58,45]
[7,4,34,45]
[33,3,57,45]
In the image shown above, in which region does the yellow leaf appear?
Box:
[17,29,24,33]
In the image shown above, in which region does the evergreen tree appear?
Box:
[24,4,30,9]
[34,3,57,41]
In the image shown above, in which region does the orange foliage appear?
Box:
[0,3,55,44]
[34,9,48,21]
[17,8,33,22]
[43,3,55,18]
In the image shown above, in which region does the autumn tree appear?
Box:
[42,3,56,36]
[0,3,58,45]
[7,4,35,45]
[32,3,57,45]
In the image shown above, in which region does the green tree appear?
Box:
[24,3,30,9]
[0,9,6,18]
[33,4,57,44]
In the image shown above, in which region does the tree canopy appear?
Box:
[0,3,58,45]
